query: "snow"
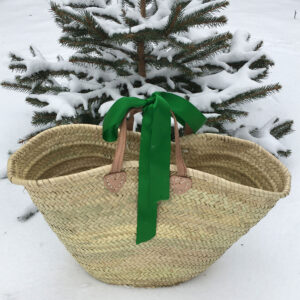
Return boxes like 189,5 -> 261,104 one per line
0,0 -> 300,299
31,92 -> 89,120
232,117 -> 289,154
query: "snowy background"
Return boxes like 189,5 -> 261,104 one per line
0,0 -> 299,299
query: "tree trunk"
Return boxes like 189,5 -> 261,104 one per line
137,0 -> 146,78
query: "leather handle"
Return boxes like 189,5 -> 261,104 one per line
110,108 -> 142,174
110,109 -> 187,176
171,111 -> 187,177
104,109 -> 191,194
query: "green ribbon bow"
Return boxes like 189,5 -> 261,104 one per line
103,92 -> 206,244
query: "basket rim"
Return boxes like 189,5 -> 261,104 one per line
7,123 -> 291,198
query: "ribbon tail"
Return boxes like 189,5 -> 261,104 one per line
136,98 -> 172,244
136,105 -> 157,244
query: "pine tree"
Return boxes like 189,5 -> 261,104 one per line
1,0 -> 293,156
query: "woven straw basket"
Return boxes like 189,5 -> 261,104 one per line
7,123 -> 291,287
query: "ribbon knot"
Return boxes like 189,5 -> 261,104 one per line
103,92 -> 206,244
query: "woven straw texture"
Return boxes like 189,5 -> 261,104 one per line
7,124 -> 291,287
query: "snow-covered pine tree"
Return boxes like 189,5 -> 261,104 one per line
1,0 -> 293,156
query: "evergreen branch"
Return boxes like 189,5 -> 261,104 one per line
179,41 -> 230,64
1,81 -> 32,93
69,54 -> 130,68
76,42 -> 135,60
123,15 -> 139,27
173,75 -> 203,92
62,25 -> 89,37
145,75 -> 203,93
205,113 -> 235,124
173,15 -> 228,34
50,2 -> 82,25
63,2 -> 103,9
226,60 -> 248,71
69,55 -> 132,75
177,1 -> 229,29
26,97 -> 49,107
101,43 -> 135,59
145,55 -> 194,77
164,3 -> 184,35
254,40 -> 263,51
250,55 -> 274,68
277,150 -> 291,158
59,35 -> 100,49
59,36 -> 134,60
92,12 -> 122,24
112,28 -> 168,44
183,1 -> 229,18
17,207 -> 39,222
9,63 -> 27,72
215,109 -> 248,117
122,0 -> 135,9
270,120 -> 294,139
2,76 -> 68,94
82,11 -> 109,39
213,84 -> 282,109
249,55 -> 274,82
17,69 -> 88,82
170,31 -> 232,53
32,111 -> 79,126
29,46 -> 37,57
51,3 -> 108,40
33,85 -> 69,94
32,111 -> 57,126
9,52 -> 24,62
189,63 -> 224,76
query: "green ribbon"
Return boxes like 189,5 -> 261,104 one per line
103,92 -> 207,244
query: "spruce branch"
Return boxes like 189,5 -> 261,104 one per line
50,2 -> 82,25
122,0 -> 134,8
25,97 -> 49,108
63,1 -> 104,9
254,40 -> 263,51
82,11 -> 109,39
91,13 -> 122,24
32,111 -> 57,126
1,81 -> 32,93
170,31 -> 232,53
164,3 -> 184,36
270,120 -> 294,139
9,62 -> 27,72
9,52 -> 24,62
177,1 -> 229,30
213,84 -> 282,109
69,55 -> 132,76
206,113 -> 235,124
62,26 -> 89,37
214,108 -> 248,117
179,41 -> 230,64
145,56 -> 194,77
277,150 -> 291,158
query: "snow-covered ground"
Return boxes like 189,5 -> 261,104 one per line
0,0 -> 299,299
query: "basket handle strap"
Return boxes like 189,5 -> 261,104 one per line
110,108 -> 142,174
109,109 -> 187,177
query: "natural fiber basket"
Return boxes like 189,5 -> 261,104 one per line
7,122 -> 291,287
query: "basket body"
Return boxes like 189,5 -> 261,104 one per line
7,124 -> 291,287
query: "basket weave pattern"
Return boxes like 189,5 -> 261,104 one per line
7,124 -> 291,287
